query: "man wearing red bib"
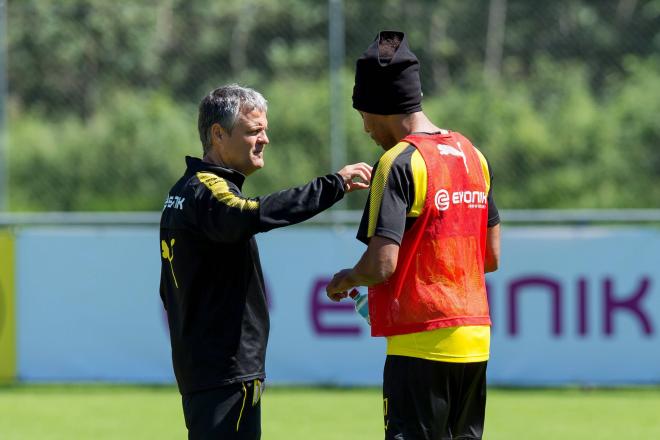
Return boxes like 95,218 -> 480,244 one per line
326,31 -> 501,440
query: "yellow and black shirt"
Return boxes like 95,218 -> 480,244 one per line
160,156 -> 346,394
357,137 -> 500,363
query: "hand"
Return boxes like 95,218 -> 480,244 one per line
326,268 -> 353,302
337,162 -> 372,193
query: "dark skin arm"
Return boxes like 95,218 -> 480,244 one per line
485,224 -> 501,273
326,224 -> 501,301
326,236 -> 399,301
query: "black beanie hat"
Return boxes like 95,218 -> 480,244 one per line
352,30 -> 422,115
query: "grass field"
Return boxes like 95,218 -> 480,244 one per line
1,385 -> 659,439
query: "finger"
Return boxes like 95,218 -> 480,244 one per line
327,291 -> 347,302
346,182 -> 369,192
339,163 -> 372,183
347,173 -> 368,186
356,168 -> 371,181
358,162 -> 373,173
346,163 -> 371,176
326,281 -> 344,294
352,163 -> 372,174
356,165 -> 373,182
350,168 -> 371,184
352,182 -> 370,190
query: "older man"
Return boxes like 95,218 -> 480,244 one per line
160,84 -> 371,439
326,32 -> 501,440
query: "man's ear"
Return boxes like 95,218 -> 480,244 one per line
211,123 -> 226,144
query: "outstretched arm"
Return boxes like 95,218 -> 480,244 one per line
197,163 -> 372,243
256,162 -> 372,232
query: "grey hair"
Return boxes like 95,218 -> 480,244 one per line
197,84 -> 268,154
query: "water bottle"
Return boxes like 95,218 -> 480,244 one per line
349,289 -> 370,325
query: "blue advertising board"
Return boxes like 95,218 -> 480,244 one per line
15,226 -> 660,385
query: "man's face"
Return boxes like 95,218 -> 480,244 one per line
217,108 -> 269,176
359,111 -> 397,150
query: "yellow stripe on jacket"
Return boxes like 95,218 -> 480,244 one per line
197,172 -> 259,211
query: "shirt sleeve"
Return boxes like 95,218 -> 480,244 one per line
485,159 -> 500,227
196,173 -> 346,243
357,144 -> 416,245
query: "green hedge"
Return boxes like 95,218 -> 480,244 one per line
8,57 -> 660,211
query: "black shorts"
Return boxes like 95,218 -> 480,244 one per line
182,379 -> 264,440
383,355 -> 487,440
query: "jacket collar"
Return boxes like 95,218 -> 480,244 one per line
185,156 -> 247,189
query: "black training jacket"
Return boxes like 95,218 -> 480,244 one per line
160,156 -> 345,394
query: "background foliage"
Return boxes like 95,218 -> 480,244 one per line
5,0 -> 660,210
